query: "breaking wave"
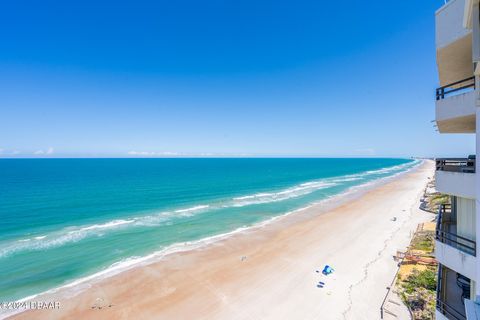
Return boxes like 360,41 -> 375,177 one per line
0,159 -> 419,259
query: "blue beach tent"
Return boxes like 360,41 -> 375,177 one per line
322,265 -> 334,275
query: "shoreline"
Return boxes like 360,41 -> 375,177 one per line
6,159 -> 429,320
3,160 -> 420,305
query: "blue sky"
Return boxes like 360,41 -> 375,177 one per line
0,0 -> 475,158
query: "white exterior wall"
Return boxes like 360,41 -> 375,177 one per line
436,90 -> 476,122
475,100 -> 480,301
466,297 -> 480,318
436,240 -> 477,280
436,170 -> 476,199
437,0 -> 471,49
472,2 -> 480,64
475,2 -> 480,303
473,281 -> 477,300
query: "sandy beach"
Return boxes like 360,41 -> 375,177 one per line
9,160 -> 434,320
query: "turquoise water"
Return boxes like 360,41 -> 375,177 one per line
0,158 -> 418,301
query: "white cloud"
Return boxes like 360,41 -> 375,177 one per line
0,148 -> 3,154
159,151 -> 179,156
33,147 -> 54,156
128,151 -> 155,156
11,150 -> 20,155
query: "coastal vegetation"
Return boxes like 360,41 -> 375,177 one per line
421,177 -> 449,213
396,186 -> 443,320
428,193 -> 449,211
400,268 -> 436,320
410,232 -> 435,252
396,225 -> 437,320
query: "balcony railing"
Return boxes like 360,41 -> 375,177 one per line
436,158 -> 476,173
436,76 -> 475,100
436,265 -> 468,320
436,298 -> 466,320
436,204 -> 476,256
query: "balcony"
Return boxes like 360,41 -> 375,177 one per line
437,204 -> 476,256
436,203 -> 477,280
436,264 -> 471,320
435,77 -> 476,133
436,0 -> 473,87
435,158 -> 476,199
436,203 -> 477,282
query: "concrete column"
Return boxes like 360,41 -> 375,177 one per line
475,87 -> 480,301
474,5 -> 480,275
472,4 -> 480,67
475,107 -> 480,301
475,3 -> 480,296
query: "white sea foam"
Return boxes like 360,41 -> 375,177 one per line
133,204 -> 211,226
0,219 -> 135,259
227,159 -> 418,209
233,193 -> 272,200
74,219 -> 135,232
174,205 -> 210,214
1,203 -> 316,320
230,181 -> 337,208
0,159 -> 420,260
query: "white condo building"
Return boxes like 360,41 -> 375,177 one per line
435,0 -> 480,319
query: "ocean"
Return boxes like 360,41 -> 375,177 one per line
0,158 -> 419,302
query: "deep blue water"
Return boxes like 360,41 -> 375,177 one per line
0,158 -> 417,301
